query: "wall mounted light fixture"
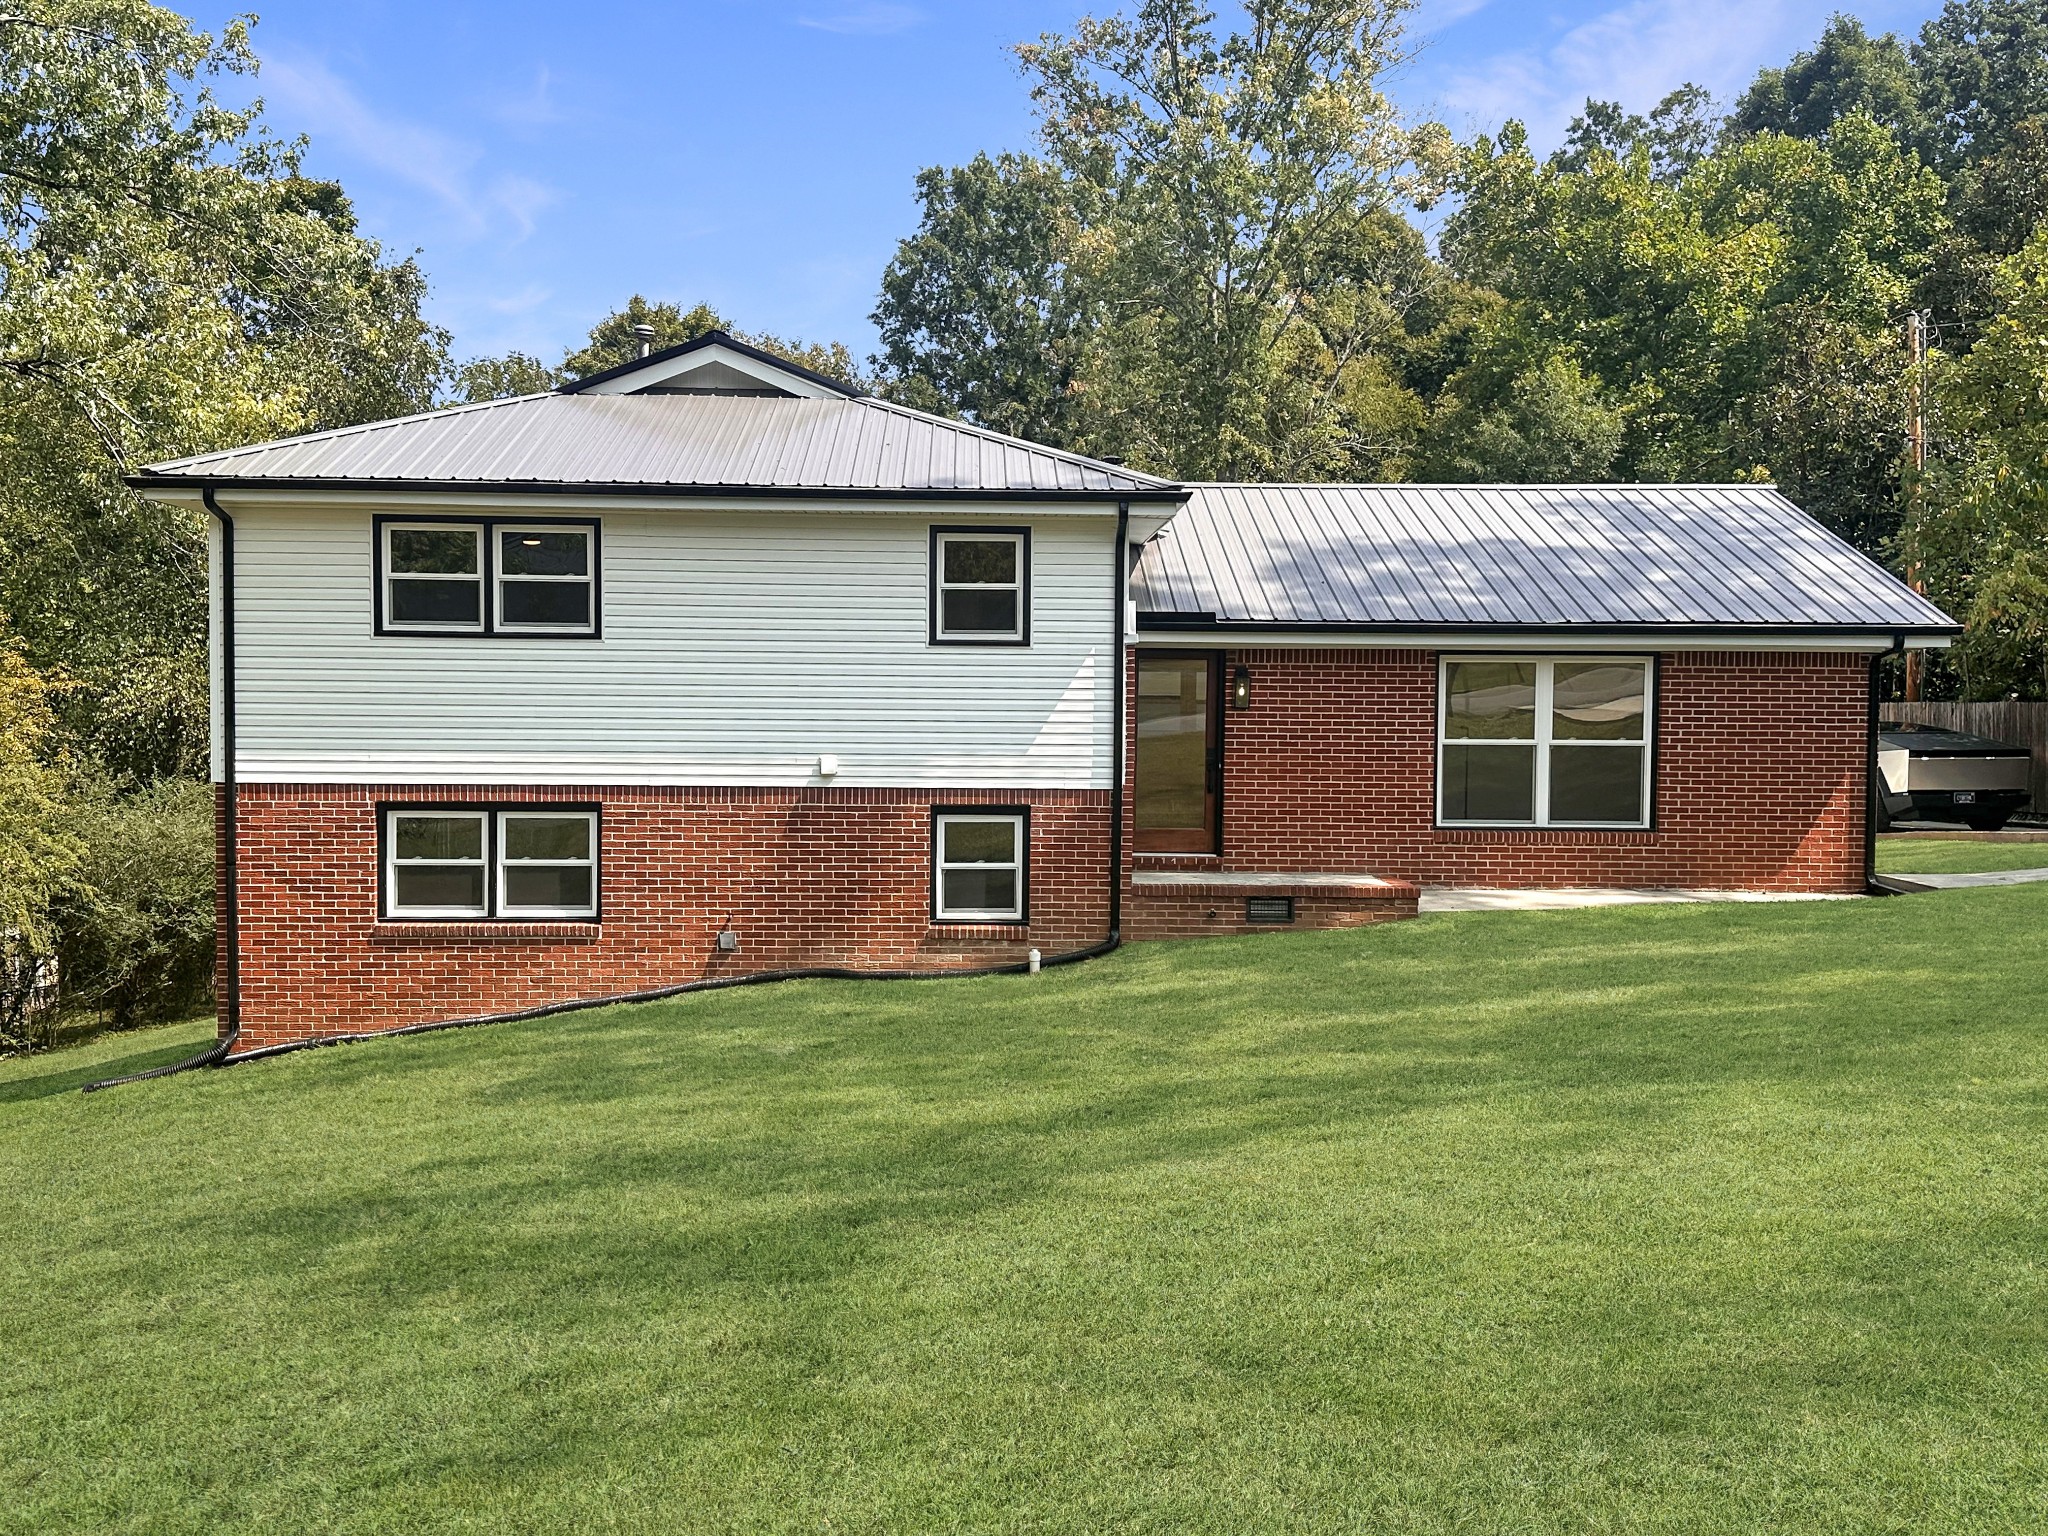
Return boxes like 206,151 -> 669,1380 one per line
1231,664 -> 1251,711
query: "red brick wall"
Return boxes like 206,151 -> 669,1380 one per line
1189,647 -> 1870,892
223,786 -> 1109,1050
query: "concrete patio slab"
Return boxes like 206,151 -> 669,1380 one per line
1874,867 -> 2048,892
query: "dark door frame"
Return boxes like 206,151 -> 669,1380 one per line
1133,649 -> 1222,854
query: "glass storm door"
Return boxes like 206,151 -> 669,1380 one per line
1135,653 -> 1220,852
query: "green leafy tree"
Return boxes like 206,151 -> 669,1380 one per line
1911,0 -> 2048,172
874,153 -> 1095,443
1921,228 -> 2048,696
460,296 -> 870,402
1726,16 -> 1925,146
1555,85 -> 1722,182
873,0 -> 1452,479
0,0 -> 450,782
0,646 -> 79,1051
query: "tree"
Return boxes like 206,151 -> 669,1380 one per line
1555,85 -> 1721,182
0,646 -> 79,1051
0,1 -> 450,782
1725,16 -> 1925,146
872,0 -> 1452,479
874,153 -> 1095,444
460,296 -> 871,402
1921,227 -> 2048,696
1444,113 -> 1941,543
1912,0 -> 2048,172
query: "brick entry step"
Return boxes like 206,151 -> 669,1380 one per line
1125,868 -> 1419,939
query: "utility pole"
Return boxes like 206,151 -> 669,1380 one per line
1904,310 -> 1928,702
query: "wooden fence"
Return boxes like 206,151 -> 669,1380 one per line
1883,700 -> 2048,814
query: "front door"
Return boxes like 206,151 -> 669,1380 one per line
1135,652 -> 1220,852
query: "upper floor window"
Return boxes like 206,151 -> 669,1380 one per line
931,528 -> 1029,645
376,517 -> 599,637
1438,657 -> 1653,828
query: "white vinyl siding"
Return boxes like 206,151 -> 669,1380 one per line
221,505 -> 1115,788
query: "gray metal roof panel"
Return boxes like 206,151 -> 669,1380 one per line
1135,483 -> 1957,632
140,391 -> 1177,495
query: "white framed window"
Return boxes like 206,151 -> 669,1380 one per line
386,810 -> 490,917
931,528 -> 1028,644
933,810 -> 1027,922
383,523 -> 485,632
496,811 -> 599,917
375,517 -> 599,637
1438,657 -> 1653,828
383,807 -> 600,920
495,526 -> 595,632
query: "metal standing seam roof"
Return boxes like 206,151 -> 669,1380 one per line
135,390 -> 1178,497
1134,483 -> 1958,632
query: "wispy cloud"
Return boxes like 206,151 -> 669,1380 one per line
260,52 -> 558,241
484,284 -> 553,316
489,66 -> 568,130
1437,0 -> 1807,148
795,3 -> 921,36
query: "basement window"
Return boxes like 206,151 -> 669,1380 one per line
376,517 -> 599,637
1438,657 -> 1653,828
933,810 -> 1027,922
384,807 -> 600,920
931,528 -> 1029,644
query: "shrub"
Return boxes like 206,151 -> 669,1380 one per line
0,647 -> 80,1054
55,780 -> 215,1030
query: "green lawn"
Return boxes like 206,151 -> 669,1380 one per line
7,891 -> 2048,1534
1876,836 -> 2048,873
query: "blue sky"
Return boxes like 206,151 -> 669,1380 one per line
229,0 -> 1948,370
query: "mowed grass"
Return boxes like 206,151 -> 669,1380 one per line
1877,836 -> 2048,873
6,890 -> 2048,1534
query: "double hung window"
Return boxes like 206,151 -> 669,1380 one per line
931,529 -> 1028,644
384,807 -> 599,919
932,811 -> 1027,922
1438,658 -> 1653,827
377,518 -> 598,636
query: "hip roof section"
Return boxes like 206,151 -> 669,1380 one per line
1134,483 -> 1957,633
138,390 -> 1175,498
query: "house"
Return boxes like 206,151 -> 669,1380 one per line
131,332 -> 1958,1053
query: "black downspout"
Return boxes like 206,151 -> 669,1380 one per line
1866,633 -> 1905,894
84,488 -> 240,1090
1109,500 -> 1130,944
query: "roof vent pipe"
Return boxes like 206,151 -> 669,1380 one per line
631,323 -> 657,359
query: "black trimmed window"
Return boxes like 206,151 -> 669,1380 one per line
1438,657 -> 1654,827
383,807 -> 599,919
930,528 -> 1029,645
932,809 -> 1027,922
376,517 -> 599,637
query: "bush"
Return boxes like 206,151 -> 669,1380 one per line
0,646 -> 80,1054
55,780 -> 215,1030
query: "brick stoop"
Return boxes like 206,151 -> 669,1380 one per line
1124,868 -> 1419,939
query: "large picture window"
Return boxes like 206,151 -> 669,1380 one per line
930,528 -> 1029,644
384,807 -> 599,919
932,810 -> 1027,922
1438,658 -> 1653,828
376,517 -> 599,637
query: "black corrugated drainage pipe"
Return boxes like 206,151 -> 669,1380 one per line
1865,632 -> 1906,896
85,487 -> 242,1091
84,498 -> 1136,1084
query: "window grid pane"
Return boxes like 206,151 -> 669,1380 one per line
936,534 -> 1024,640
935,815 -> 1024,919
388,810 -> 597,918
1439,659 -> 1651,828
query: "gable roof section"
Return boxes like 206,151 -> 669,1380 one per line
1135,483 -> 1957,635
558,329 -> 862,398
135,379 -> 1176,500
